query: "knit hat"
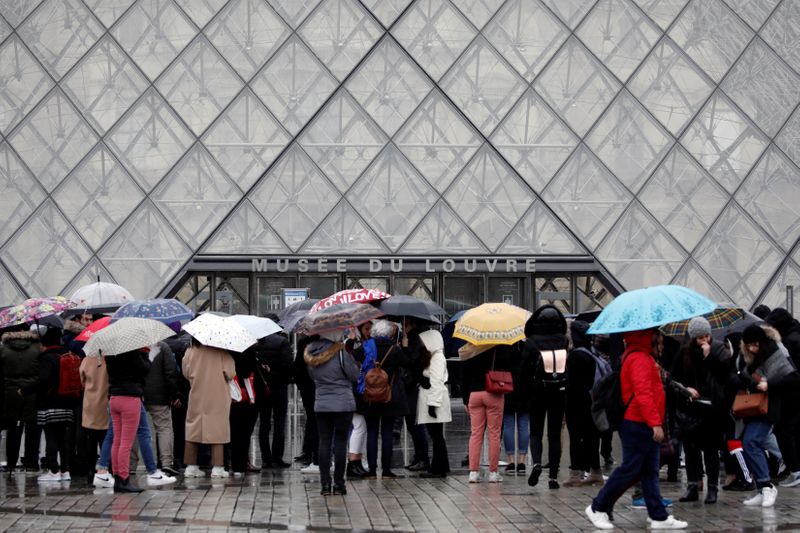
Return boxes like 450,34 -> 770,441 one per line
687,316 -> 711,338
742,324 -> 768,344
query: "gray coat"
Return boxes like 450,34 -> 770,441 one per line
305,340 -> 358,413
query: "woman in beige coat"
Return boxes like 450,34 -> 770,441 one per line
80,356 -> 109,484
181,342 -> 236,478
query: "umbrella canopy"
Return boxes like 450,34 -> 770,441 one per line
587,285 -> 717,335
297,303 -> 384,336
84,318 -> 175,356
458,342 -> 497,361
182,313 -> 258,352
69,282 -> 134,314
452,303 -> 532,346
310,289 -> 390,313
661,307 -> 762,340
277,298 -> 320,320
231,315 -> 281,340
111,298 -> 194,324
0,297 -> 75,329
376,295 -> 446,323
76,316 -> 112,342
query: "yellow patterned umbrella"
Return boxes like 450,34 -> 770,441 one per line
452,303 -> 532,346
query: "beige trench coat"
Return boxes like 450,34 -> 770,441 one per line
183,346 -> 236,444
79,356 -> 109,430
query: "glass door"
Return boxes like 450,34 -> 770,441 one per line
256,276 -> 296,316
488,277 -> 526,308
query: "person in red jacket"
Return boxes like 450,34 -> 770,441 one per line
585,329 -> 688,530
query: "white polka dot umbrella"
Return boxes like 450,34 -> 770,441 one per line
83,317 -> 175,357
182,313 -> 258,352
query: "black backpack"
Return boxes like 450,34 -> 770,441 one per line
590,351 -> 634,432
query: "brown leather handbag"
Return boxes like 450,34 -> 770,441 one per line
732,391 -> 769,419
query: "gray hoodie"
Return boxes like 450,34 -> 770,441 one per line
304,340 -> 359,413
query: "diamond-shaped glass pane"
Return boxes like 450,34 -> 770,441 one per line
8,88 -> 98,192
18,0 -> 103,78
0,15 -> 9,40
577,0 -> 661,82
174,0 -> 226,28
491,89 -> 578,194
249,144 -> 340,250
723,0 -> 779,31
671,259 -> 733,305
83,0 -> 135,28
266,0 -> 320,28
399,200 -> 487,253
500,200 -> 587,254
722,38 -> 800,138
777,106 -> 800,169
62,36 -> 148,133
440,37 -> 527,136
346,37 -> 432,137
761,0 -> 800,74
156,37 -> 243,136
586,90 -> 672,193
451,0 -> 505,29
0,35 -> 54,135
152,145 -> 242,249
299,0 -> 382,81
694,202 -> 784,305
445,145 -> 534,251
361,0 -> 412,28
0,0 -> 43,27
113,0 -> 197,81
597,202 -> 687,289
0,262 -> 25,306
206,0 -> 291,80
392,0 -> 477,81
53,144 -> 144,251
483,0 -> 568,82
735,146 -> 800,251
541,0 -> 594,29
251,35 -> 338,136
543,145 -> 632,250
633,0 -> 688,30
300,90 -> 388,193
203,89 -> 290,192
347,144 -> 437,251
1,199 -> 92,296
535,37 -> 621,137
300,200 -> 388,253
629,39 -> 714,135
681,91 -> 768,193
99,200 -> 192,298
62,257 -> 117,298
395,91 -> 482,192
0,142 -> 46,245
758,260 -> 800,313
201,200 -> 289,254
106,89 -> 194,192
669,0 -> 752,82
639,146 -> 728,252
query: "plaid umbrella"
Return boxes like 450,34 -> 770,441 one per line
661,307 -> 747,337
297,303 -> 384,336
83,318 -> 175,356
452,303 -> 531,346
182,313 -> 257,352
111,298 -> 194,324
0,297 -> 75,329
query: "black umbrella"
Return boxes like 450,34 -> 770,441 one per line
376,295 -> 446,323
277,298 -> 320,320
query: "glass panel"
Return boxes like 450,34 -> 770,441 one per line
440,36 -> 527,135
443,276 -> 483,314
680,91 -> 768,193
500,200 -> 587,255
761,0 -> 800,74
0,0 -> 44,27
84,0 -> 135,28
251,34 -> 338,136
174,0 -> 227,28
391,0 -> 477,81
576,274 -> 614,313
8,88 -> 98,192
639,146 -> 728,252
669,0 -> 752,82
723,0 -> 779,30
721,38 -> 800,138
450,0 -> 504,29
347,144 -> 438,251
393,277 -> 435,299
299,89 -> 388,193
266,0 -> 321,28
18,0 -> 103,78
249,144 -> 340,251
112,0 -> 196,81
201,200 -> 289,254
347,277 -> 389,292
488,277 -> 524,307
0,35 -> 54,135
395,91 -> 481,192
156,37 -> 244,136
106,88 -> 194,193
361,0 -> 412,28
632,0 -> 688,31
628,39 -> 714,135
62,36 -> 149,133
540,0 -> 594,29
298,0 -> 382,81
444,145 -> 534,252
483,0 -> 568,82
52,144 -> 145,251
542,145 -> 631,250
586,90 -> 673,193
0,142 -> 46,246
776,107 -> 800,169
735,146 -> 800,251
175,273 -> 213,314
670,259 -> 733,305
399,200 -> 487,254
299,200 -> 388,254
0,16 -> 8,41
214,274 -> 249,314
298,276 -> 338,298
534,36 -> 621,137
256,276 -> 295,315
596,202 -> 687,290
151,144 -> 242,249
202,89 -> 291,191
346,37 -> 433,137
535,275 -> 572,313
204,0 -> 291,80
0,199 -> 92,297
758,260 -> 800,314
62,257 -> 116,298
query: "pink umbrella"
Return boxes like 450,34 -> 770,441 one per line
310,289 -> 390,313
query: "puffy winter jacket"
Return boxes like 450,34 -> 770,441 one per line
621,330 -> 665,428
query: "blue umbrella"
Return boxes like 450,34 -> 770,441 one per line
587,285 -> 716,335
111,298 -> 194,325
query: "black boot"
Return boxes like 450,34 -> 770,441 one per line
113,475 -> 122,492
679,483 -> 699,502
528,463 -> 542,487
320,483 -> 331,495
704,485 -> 718,504
333,484 -> 347,495
347,461 -> 365,479
116,476 -> 143,493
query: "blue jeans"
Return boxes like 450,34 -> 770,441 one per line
592,420 -> 668,521
743,420 -> 773,488
503,412 -> 530,456
98,402 -> 156,474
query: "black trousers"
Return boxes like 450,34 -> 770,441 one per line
775,403 -> 800,473
3,419 -> 39,470
317,411 -> 352,487
426,423 -> 450,475
404,388 -> 429,463
530,384 -> 566,479
300,386 -> 318,462
684,424 -> 722,486
43,422 -> 72,474
172,402 -> 187,467
566,409 -> 600,471
601,431 -> 613,460
366,415 -> 395,472
259,384 -> 288,463
229,403 -> 258,473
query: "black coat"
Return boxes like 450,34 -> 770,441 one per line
766,309 -> 800,371
164,332 -> 192,401
22,346 -> 79,410
106,351 -> 151,398
670,339 -> 731,412
362,338 -> 411,418
143,342 -> 180,406
250,333 -> 293,390
460,346 -> 513,406
565,346 -> 596,419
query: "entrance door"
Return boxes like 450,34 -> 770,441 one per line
346,277 -> 389,293
393,277 -> 435,300
255,276 -> 295,315
443,276 -> 484,315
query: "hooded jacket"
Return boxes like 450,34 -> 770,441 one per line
566,320 -> 597,418
766,308 -> 800,371
521,305 -> 569,397
23,345 -> 80,411
621,330 -> 665,428
61,319 -> 87,355
416,330 -> 451,425
0,330 -> 40,421
670,338 -> 731,413
250,332 -> 293,388
143,341 -> 179,405
304,340 -> 358,413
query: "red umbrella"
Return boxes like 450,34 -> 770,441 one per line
75,316 -> 112,342
310,289 -> 390,313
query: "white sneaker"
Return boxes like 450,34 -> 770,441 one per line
147,469 -> 177,486
183,465 -> 206,478
468,471 -> 480,483
780,471 -> 800,488
60,472 -> 71,481
762,486 -> 778,507
93,473 -> 115,488
488,471 -> 502,483
301,463 -> 320,474
37,472 -> 61,482
647,516 -> 688,529
210,466 -> 229,478
743,492 -> 763,506
233,472 -> 244,479
585,505 -> 614,530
